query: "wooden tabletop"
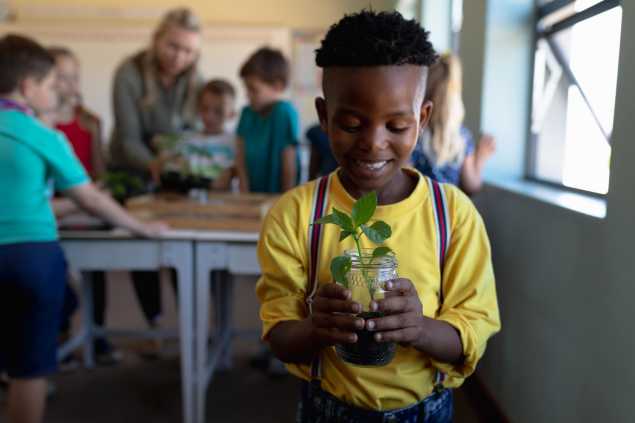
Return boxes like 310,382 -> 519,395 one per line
59,192 -> 278,238
126,192 -> 278,232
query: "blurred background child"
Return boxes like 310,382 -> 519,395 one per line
155,79 -> 237,191
235,47 -> 300,194
411,53 -> 495,195
0,34 -> 165,423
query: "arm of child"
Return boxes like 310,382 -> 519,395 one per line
460,134 -> 495,195
268,283 -> 364,364
256,205 -> 362,365
235,136 -> 249,193
63,183 -> 167,237
281,145 -> 297,192
366,278 -> 464,363
51,197 -> 79,219
367,187 -> 500,374
212,167 -> 233,191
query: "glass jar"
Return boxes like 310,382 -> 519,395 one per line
334,249 -> 398,366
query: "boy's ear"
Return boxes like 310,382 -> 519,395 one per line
419,100 -> 433,130
315,97 -> 327,133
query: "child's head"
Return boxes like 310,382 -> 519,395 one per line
48,46 -> 81,108
197,79 -> 237,134
0,34 -> 57,113
315,10 -> 437,195
239,47 -> 289,112
425,53 -> 466,165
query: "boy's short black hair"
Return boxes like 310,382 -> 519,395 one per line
198,78 -> 236,105
0,34 -> 55,95
316,10 -> 437,68
240,47 -> 290,88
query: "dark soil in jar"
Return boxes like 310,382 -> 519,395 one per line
335,311 -> 396,366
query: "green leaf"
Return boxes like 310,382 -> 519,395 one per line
361,221 -> 392,244
330,255 -> 352,285
351,192 -> 377,227
313,214 -> 338,226
372,246 -> 393,259
313,208 -> 353,232
331,208 -> 354,231
339,230 -> 354,242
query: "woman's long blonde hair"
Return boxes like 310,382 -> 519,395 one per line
140,8 -> 201,115
425,53 -> 466,167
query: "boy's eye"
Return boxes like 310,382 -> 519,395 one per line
388,121 -> 411,133
388,126 -> 409,133
338,118 -> 362,133
341,125 -> 361,133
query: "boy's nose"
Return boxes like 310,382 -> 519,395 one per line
358,126 -> 389,152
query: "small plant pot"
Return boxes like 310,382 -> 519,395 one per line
334,249 -> 397,367
160,171 -> 189,194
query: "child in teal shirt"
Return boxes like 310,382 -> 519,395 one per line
0,34 -> 165,423
235,47 -> 300,193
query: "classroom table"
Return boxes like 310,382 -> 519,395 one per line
59,192 -> 274,423
126,193 -> 269,422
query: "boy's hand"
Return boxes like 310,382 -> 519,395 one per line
365,278 -> 427,346
309,283 -> 365,347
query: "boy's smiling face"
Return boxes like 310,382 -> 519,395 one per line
316,65 -> 431,202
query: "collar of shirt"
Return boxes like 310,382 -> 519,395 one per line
0,98 -> 34,115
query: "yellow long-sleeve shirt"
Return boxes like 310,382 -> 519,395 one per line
256,169 -> 500,411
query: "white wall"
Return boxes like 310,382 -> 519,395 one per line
466,1 -> 635,421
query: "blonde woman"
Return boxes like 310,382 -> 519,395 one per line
411,54 -> 495,195
109,8 -> 202,339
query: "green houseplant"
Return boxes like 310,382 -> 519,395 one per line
315,191 -> 397,366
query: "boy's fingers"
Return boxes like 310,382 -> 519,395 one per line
371,296 -> 415,314
314,327 -> 358,344
312,313 -> 365,332
372,327 -> 420,343
365,312 -> 420,332
384,278 -> 416,294
312,297 -> 361,314
317,283 -> 351,300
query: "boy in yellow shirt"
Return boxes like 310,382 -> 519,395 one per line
256,10 -> 500,422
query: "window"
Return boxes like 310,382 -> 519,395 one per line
529,0 -> 622,194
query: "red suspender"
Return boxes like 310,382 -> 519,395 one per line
307,175 -> 330,380
307,175 -> 331,314
427,177 -> 452,389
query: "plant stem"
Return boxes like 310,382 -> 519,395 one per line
353,231 -> 375,300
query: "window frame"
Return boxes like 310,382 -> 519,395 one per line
526,0 -> 621,197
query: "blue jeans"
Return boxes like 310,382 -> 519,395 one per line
0,241 -> 67,378
297,381 -> 453,423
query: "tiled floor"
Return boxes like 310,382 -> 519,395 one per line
35,273 -> 482,422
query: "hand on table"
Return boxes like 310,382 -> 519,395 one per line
136,220 -> 170,238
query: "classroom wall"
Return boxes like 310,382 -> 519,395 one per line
464,1 -> 635,421
2,1 -> 400,145
9,0 -> 396,29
